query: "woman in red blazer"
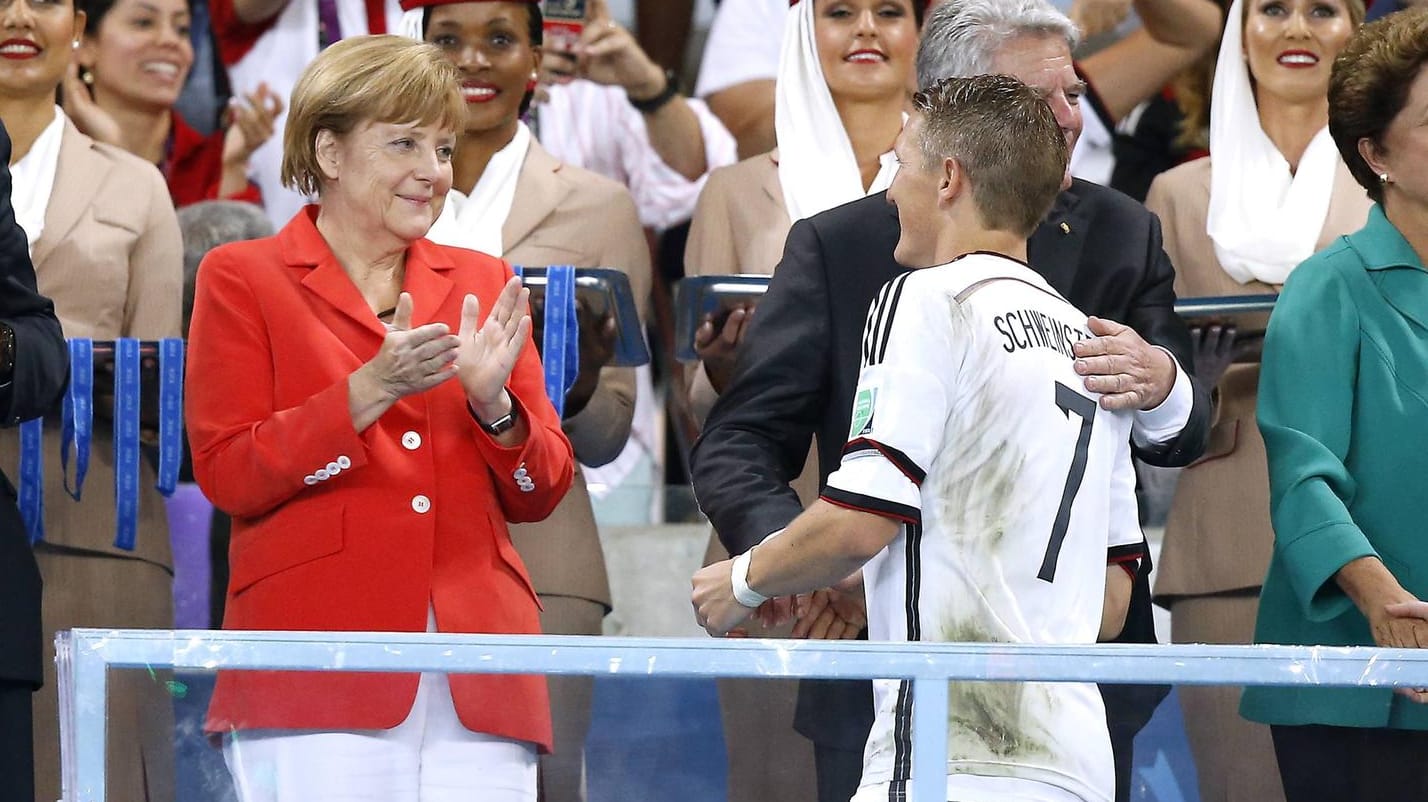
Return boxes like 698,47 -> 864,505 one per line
184,35 -> 573,801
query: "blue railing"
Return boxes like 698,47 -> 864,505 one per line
56,630 -> 1428,802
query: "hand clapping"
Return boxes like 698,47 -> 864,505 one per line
455,276 -> 532,411
366,292 -> 460,400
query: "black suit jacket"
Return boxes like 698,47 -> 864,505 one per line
0,121 -> 69,685
689,180 -> 1211,750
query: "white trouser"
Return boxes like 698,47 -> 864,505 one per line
851,774 -> 1087,802
224,611 -> 537,802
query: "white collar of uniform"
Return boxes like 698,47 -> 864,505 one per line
774,0 -> 899,223
11,106 -> 65,255
425,121 -> 532,257
1206,0 -> 1337,286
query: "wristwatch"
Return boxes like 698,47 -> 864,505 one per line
478,404 -> 519,436
628,69 -> 680,114
0,323 -> 15,386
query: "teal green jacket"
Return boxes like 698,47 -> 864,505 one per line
1241,205 -> 1428,730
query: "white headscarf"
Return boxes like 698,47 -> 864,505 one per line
399,6 -> 531,256
1206,0 -> 1339,286
774,0 -> 899,223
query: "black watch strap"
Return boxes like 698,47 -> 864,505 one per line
629,69 -> 679,114
478,405 -> 518,436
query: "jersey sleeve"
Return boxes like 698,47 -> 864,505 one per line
1106,432 -> 1147,570
822,272 -> 962,524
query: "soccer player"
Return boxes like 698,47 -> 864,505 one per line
691,74 -> 1141,802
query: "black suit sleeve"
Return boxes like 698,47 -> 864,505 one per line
689,218 -> 830,555
1124,210 -> 1210,468
0,122 -> 66,427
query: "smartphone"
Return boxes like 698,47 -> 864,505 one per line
674,275 -> 771,362
1174,294 -> 1277,364
541,0 -> 587,55
519,267 -> 650,367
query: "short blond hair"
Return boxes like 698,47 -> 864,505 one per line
911,74 -> 1067,237
281,34 -> 466,196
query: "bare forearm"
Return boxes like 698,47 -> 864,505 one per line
746,502 -> 897,599
348,368 -> 395,433
218,162 -> 250,200
1336,556 -> 1415,618
1099,566 -> 1133,641
233,0 -> 288,25
640,98 -> 707,180
706,81 -> 776,160
1132,0 -> 1222,51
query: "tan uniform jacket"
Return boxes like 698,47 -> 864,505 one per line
0,118 -> 183,570
1148,157 -> 1370,600
503,139 -> 651,608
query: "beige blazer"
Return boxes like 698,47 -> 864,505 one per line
1148,156 -> 1371,600
683,150 -> 819,514
503,139 -> 651,608
0,118 -> 183,569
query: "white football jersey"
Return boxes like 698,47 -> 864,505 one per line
822,253 -> 1144,802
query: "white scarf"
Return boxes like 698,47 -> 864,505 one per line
10,107 -> 65,254
425,121 -> 532,256
774,0 -> 898,223
1206,0 -> 1339,286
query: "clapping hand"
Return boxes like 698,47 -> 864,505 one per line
222,82 -> 284,170
455,276 -> 532,413
365,292 -> 460,400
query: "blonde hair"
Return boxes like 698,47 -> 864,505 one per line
911,74 -> 1068,237
281,34 -> 466,196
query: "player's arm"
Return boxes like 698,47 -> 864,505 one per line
694,272 -> 949,637
1101,435 -> 1146,641
1100,564 -> 1134,641
692,500 -> 899,637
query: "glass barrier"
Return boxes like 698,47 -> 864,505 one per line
56,630 -> 1428,802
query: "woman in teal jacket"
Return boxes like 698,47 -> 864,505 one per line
1243,8 -> 1428,801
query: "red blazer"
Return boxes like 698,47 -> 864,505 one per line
187,207 -> 573,749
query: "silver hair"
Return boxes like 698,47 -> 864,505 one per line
178,201 -> 275,334
915,0 -> 1081,87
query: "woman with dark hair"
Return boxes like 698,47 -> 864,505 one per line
1240,7 -> 1428,801
68,0 -> 279,207
399,3 -> 650,799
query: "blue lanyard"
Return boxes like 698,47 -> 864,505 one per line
155,338 -> 184,497
61,338 -> 93,501
542,265 -> 580,418
112,338 -> 141,551
17,417 -> 43,544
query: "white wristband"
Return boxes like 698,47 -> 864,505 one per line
730,550 -> 769,608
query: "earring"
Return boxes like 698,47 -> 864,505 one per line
1379,172 -> 1392,184
80,66 -> 94,86
71,40 -> 80,50
526,71 -> 538,92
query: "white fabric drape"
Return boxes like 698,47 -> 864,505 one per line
1206,0 -> 1338,286
425,122 -> 532,257
773,0 -> 897,223
10,106 -> 65,254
